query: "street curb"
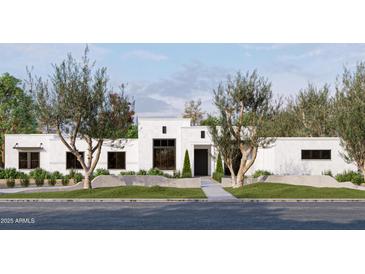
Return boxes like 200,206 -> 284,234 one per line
0,198 -> 209,203
2,198 -> 365,202
237,198 -> 365,202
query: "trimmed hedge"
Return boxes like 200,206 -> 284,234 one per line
182,150 -> 192,178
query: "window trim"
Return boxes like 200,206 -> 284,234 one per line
301,149 -> 331,160
107,151 -> 126,170
66,151 -> 84,170
18,151 -> 40,169
153,138 -> 176,170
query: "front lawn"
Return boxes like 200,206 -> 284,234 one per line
0,186 -> 206,199
226,183 -> 365,199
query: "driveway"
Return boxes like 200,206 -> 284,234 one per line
1,201 -> 365,229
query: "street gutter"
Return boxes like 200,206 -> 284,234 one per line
2,198 -> 365,202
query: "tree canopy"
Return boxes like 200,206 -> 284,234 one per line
183,99 -> 205,126
28,47 -> 134,188
0,73 -> 38,166
334,62 -> 365,178
209,71 -> 280,187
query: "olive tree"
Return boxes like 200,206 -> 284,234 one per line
209,71 -> 279,188
28,48 -> 134,189
334,62 -> 365,179
183,99 -> 205,126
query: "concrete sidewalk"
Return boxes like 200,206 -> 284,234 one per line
201,178 -> 238,202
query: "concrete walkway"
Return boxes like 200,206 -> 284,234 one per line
201,178 -> 238,202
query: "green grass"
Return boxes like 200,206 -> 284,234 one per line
226,183 -> 365,199
0,186 -> 206,199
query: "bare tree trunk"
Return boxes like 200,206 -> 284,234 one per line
234,146 -> 258,188
1,143 -> 4,168
83,172 -> 92,189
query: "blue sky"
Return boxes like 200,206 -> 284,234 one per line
1,43 -> 365,117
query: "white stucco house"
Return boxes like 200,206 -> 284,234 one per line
4,117 -> 357,176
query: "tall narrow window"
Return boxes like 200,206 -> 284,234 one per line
162,126 -> 167,134
108,152 -> 126,169
201,130 -> 205,139
66,152 -> 84,169
18,152 -> 40,169
301,150 -> 331,160
153,139 -> 176,170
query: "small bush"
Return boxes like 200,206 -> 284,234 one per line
30,168 -> 49,180
62,175 -> 70,186
137,169 -> 147,175
253,170 -> 272,178
215,153 -> 224,174
6,178 -> 15,188
173,170 -> 181,178
212,172 -> 224,183
147,168 -> 164,176
68,170 -> 83,183
1,168 -> 19,179
351,173 -> 364,185
322,170 -> 333,177
35,178 -> 44,187
19,173 -> 30,187
51,171 -> 64,179
181,150 -> 192,178
94,168 -> 110,177
48,174 -> 57,186
335,170 -> 359,182
120,170 -> 136,175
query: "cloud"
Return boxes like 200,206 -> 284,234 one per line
124,62 -> 233,117
122,50 -> 168,61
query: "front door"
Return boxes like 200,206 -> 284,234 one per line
194,149 -> 208,176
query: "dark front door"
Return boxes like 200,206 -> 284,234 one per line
194,149 -> 208,176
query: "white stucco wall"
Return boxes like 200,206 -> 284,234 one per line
4,120 -> 358,177
181,126 -> 217,176
5,134 -> 138,175
249,137 -> 357,176
137,117 -> 190,173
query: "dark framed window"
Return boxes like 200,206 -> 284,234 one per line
66,152 -> 84,169
108,152 -> 126,169
301,150 -> 331,160
201,130 -> 205,139
18,152 -> 40,169
153,139 -> 176,170
162,126 -> 167,134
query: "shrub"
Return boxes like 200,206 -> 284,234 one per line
351,173 -> 364,185
137,169 -> 147,175
29,168 -> 49,180
48,174 -> 57,186
68,170 -> 84,183
94,168 -> 110,177
120,170 -> 136,175
212,172 -> 224,183
147,168 -> 164,176
62,175 -> 70,186
51,171 -> 64,179
29,168 -> 48,187
322,170 -> 333,177
6,178 -> 15,188
253,170 -> 272,178
181,150 -> 192,178
335,170 -> 359,182
1,168 -> 19,179
19,173 -> 30,187
173,170 -> 181,178
215,153 -> 224,174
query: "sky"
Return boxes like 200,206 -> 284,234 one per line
1,43 -> 365,117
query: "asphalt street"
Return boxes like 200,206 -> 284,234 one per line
1,201 -> 365,229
